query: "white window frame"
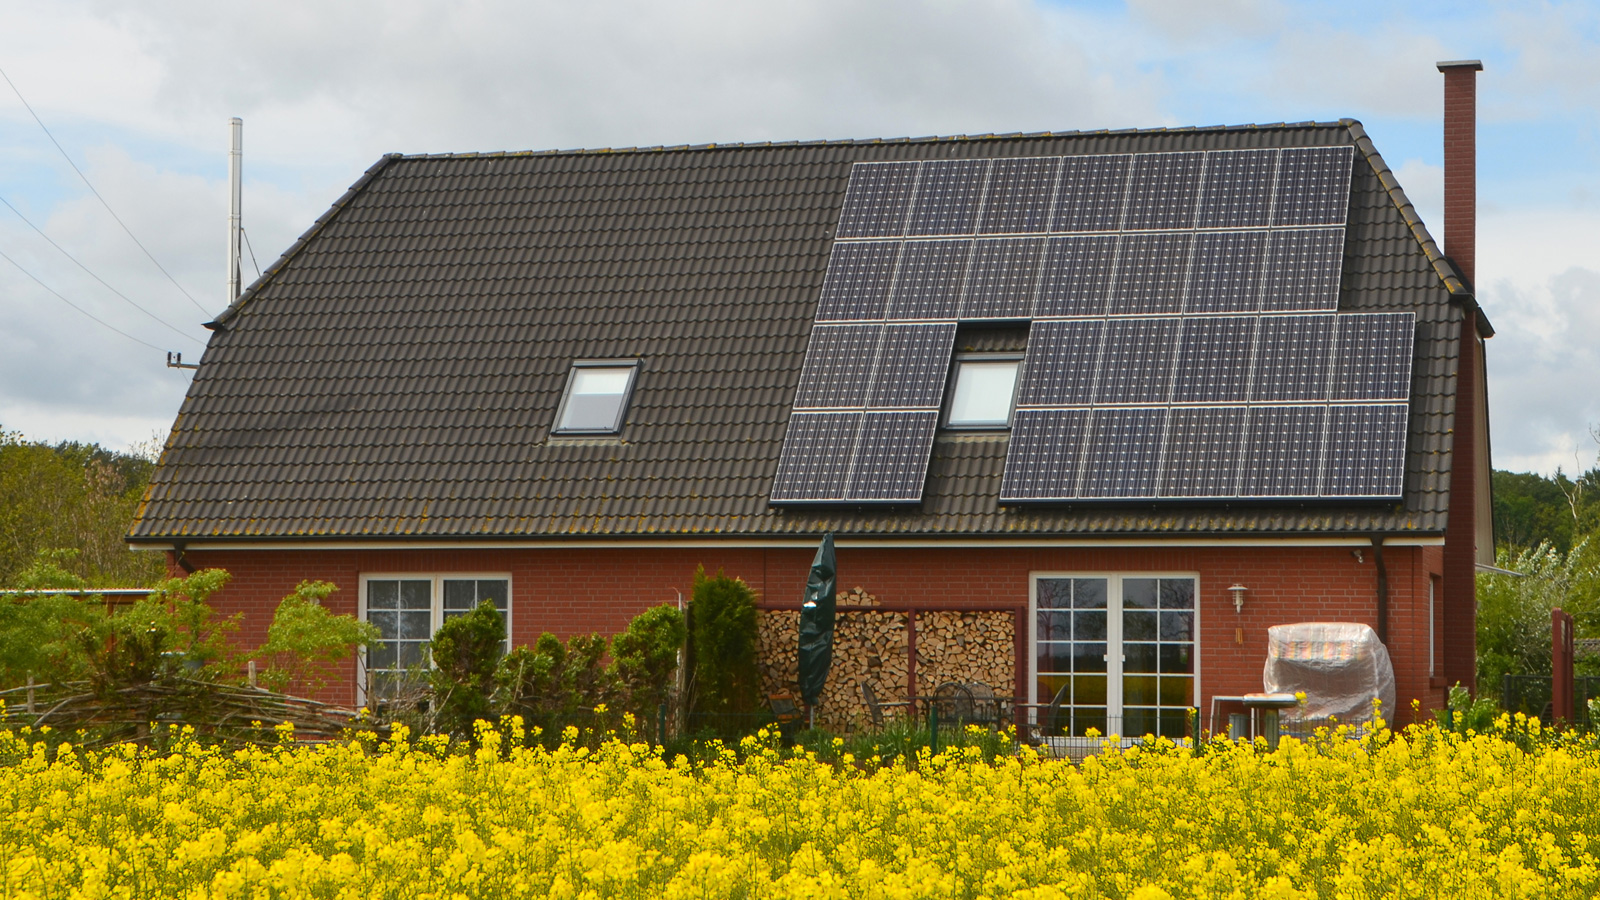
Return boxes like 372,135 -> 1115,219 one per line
1028,571 -> 1201,744
552,359 -> 640,435
1428,575 -> 1438,680
943,352 -> 1022,430
357,572 -> 513,706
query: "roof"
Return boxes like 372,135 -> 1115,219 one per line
131,120 -> 1477,544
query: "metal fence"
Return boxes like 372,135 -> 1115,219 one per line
1500,675 -> 1600,727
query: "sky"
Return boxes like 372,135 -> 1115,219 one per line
0,0 -> 1596,475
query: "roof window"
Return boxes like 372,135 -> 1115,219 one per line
945,355 -> 1020,429
554,361 -> 639,434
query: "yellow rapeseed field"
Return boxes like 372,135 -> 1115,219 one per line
3,714 -> 1599,900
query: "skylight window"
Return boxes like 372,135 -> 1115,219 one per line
554,361 -> 639,434
946,356 -> 1020,429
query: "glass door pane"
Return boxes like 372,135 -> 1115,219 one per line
1120,576 -> 1194,739
1035,577 -> 1108,737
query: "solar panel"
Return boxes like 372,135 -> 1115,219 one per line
980,157 -> 1059,234
1197,149 -> 1275,229
1323,404 -> 1407,497
785,146 -> 1379,507
887,240 -> 971,320
1052,155 -> 1130,232
815,241 -> 901,322
1111,233 -> 1192,315
1186,231 -> 1266,313
835,162 -> 919,239
1159,406 -> 1244,497
1331,313 -> 1414,401
847,411 -> 940,501
1239,405 -> 1325,497
999,409 -> 1089,500
1035,235 -> 1118,317
1079,408 -> 1166,498
1094,318 -> 1180,405
1123,152 -> 1203,231
792,324 -> 882,408
962,238 -> 1044,319
1260,228 -> 1344,311
908,159 -> 988,236
769,411 -> 860,502
1016,319 -> 1103,406
869,324 -> 958,409
1171,316 -> 1255,403
1252,314 -> 1335,401
1274,146 -> 1354,227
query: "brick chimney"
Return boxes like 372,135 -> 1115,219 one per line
1436,60 -> 1483,286
1436,59 -> 1490,699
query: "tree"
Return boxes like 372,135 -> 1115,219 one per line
1477,539 -> 1600,697
0,429 -> 166,588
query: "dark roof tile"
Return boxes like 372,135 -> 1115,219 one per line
135,123 -> 1469,542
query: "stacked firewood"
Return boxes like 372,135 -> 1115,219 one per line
757,601 -> 1015,732
914,611 -> 1015,697
837,587 -> 879,607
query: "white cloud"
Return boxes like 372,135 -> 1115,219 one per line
1477,208 -> 1600,475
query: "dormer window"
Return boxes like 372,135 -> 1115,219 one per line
554,361 -> 639,434
945,354 -> 1020,429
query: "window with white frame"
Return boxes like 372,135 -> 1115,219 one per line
945,354 -> 1020,429
1429,575 -> 1439,679
1031,573 -> 1197,740
553,361 -> 639,434
360,574 -> 511,700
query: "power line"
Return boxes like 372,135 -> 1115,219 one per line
0,246 -> 167,353
0,194 -> 203,346
0,64 -> 213,317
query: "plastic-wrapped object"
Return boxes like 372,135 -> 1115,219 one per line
1263,623 -> 1395,728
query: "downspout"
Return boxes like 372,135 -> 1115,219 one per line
1372,536 -> 1388,644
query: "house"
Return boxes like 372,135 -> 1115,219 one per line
129,63 -> 1493,734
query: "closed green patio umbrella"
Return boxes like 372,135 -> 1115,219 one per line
798,533 -> 837,722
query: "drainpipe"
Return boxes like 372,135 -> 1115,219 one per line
1372,536 -> 1388,644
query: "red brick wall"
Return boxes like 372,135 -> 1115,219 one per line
174,541 -> 1448,720
1441,321 -> 1481,693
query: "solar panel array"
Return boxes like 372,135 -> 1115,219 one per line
1000,312 -> 1414,501
771,144 -> 1412,505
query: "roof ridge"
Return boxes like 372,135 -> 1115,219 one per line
393,121 -> 1352,160
207,154 -> 403,330
1341,119 -> 1493,336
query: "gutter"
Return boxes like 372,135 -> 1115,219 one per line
1372,535 -> 1389,644
127,534 -> 1449,551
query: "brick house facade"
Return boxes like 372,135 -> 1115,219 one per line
133,68 -> 1492,730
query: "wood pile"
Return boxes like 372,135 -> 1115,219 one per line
915,611 -> 1014,698
837,587 -> 879,607
756,596 -> 1015,733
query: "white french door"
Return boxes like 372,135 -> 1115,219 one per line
1031,574 -> 1198,740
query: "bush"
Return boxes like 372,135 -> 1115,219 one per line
429,601 -> 505,738
686,567 -> 761,719
495,632 -> 613,736
256,581 -> 379,695
78,569 -> 236,694
609,603 -> 686,718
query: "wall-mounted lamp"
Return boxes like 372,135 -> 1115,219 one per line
1352,549 -> 1365,564
1228,584 -> 1248,614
